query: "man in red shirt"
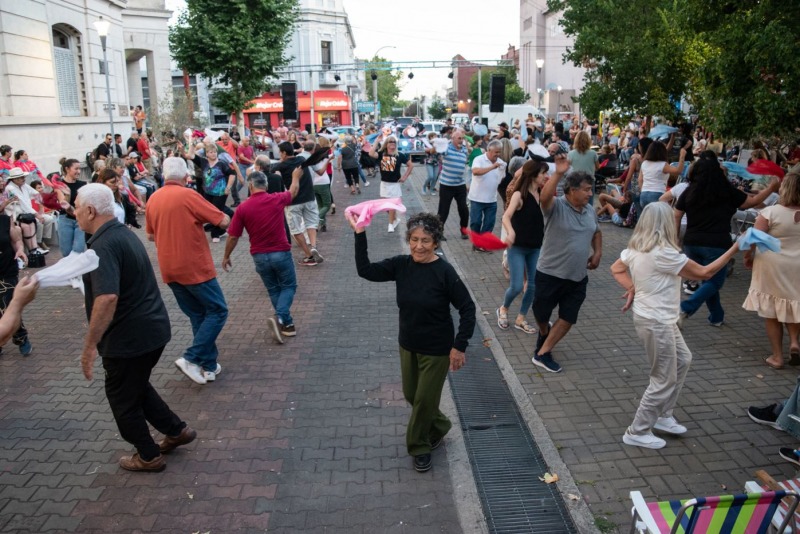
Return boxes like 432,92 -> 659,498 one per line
146,157 -> 231,385
222,168 -> 301,342
136,135 -> 153,173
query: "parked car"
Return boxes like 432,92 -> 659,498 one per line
421,121 -> 445,134
329,126 -> 361,140
397,133 -> 427,162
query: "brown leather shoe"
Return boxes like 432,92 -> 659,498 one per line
159,426 -> 197,454
119,453 -> 166,472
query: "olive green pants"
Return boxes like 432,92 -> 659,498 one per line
400,347 -> 452,456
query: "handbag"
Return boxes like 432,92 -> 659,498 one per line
17,213 -> 37,225
27,251 -> 46,268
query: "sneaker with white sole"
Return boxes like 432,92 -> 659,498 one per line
747,404 -> 782,429
532,352 -> 562,373
653,416 -> 687,435
622,429 -> 666,449
310,248 -> 324,264
779,447 -> 800,467
203,363 -> 222,382
267,317 -> 284,344
175,357 -> 207,385
388,223 -> 395,233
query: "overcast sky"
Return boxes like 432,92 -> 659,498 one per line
164,0 -> 520,100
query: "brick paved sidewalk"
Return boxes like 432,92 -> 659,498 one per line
417,169 -> 799,533
0,174 -> 472,533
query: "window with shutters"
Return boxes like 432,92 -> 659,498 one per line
321,41 -> 332,70
52,26 -> 87,117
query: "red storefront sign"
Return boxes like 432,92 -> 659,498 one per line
245,90 -> 352,130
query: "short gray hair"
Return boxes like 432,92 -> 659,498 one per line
508,156 -> 526,177
254,154 -> 271,172
163,156 -> 189,180
564,171 -> 594,194
76,183 -> 115,215
248,171 -> 268,189
344,135 -> 354,144
487,140 -> 503,151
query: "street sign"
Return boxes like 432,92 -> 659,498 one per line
252,119 -> 267,126
356,101 -> 380,113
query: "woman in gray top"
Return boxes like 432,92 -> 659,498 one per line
337,136 -> 361,195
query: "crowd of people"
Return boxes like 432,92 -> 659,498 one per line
0,106 -> 798,476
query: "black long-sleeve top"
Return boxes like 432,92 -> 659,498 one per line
355,232 -> 476,355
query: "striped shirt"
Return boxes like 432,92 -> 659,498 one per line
438,143 -> 469,186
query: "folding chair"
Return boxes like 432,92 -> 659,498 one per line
629,489 -> 799,533
745,470 -> 800,533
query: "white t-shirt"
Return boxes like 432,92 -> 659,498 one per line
312,160 -> 330,186
640,160 -> 670,193
671,182 -> 689,226
620,246 -> 689,324
468,154 -> 504,203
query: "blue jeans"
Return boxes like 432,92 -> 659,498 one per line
168,278 -> 229,372
502,246 -> 541,315
469,201 -> 497,234
58,214 -> 86,257
253,251 -> 297,326
681,245 -> 727,324
424,164 -> 439,191
639,191 -> 662,210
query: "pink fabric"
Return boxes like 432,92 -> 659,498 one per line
345,198 -> 407,228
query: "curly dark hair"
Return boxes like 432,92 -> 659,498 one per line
405,212 -> 443,245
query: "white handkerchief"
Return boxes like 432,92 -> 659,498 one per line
34,251 -> 100,295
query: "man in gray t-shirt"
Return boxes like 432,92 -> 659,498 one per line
530,157 -> 602,373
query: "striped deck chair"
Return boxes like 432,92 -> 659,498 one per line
745,470 -> 800,533
628,489 -> 799,533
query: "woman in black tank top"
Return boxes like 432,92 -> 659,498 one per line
496,160 -> 547,334
55,158 -> 87,257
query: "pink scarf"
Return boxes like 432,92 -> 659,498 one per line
345,198 -> 406,228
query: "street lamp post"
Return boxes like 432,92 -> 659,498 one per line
94,16 -> 114,141
371,45 -> 396,122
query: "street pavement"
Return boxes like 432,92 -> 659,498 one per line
0,165 -> 797,534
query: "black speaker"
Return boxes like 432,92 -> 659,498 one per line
282,82 -> 297,120
481,118 -> 488,127
489,74 -> 505,113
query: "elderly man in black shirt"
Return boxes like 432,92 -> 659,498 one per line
76,184 -> 195,472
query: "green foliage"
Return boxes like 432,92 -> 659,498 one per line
428,97 -> 448,120
169,0 -> 298,115
365,56 -> 403,118
548,0 -> 800,140
468,65 -> 530,111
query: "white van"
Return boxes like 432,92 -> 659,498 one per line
450,113 -> 470,127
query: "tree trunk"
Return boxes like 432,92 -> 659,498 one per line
237,110 -> 245,137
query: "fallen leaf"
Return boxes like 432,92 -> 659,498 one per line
756,374 -> 764,379
567,493 -> 580,501
539,472 -> 559,484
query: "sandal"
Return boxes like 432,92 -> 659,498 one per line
496,308 -> 509,330
790,347 -> 800,366
514,321 -> 537,335
765,357 -> 784,370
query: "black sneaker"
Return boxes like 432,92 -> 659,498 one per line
535,325 -> 551,355
310,248 -> 324,264
430,437 -> 443,450
413,453 -> 432,472
280,323 -> 296,337
532,352 -> 562,373
747,404 -> 781,429
779,447 -> 800,467
683,281 -> 699,295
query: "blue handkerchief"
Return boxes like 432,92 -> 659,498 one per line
739,227 -> 781,253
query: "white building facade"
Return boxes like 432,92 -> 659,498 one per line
519,0 -> 585,118
0,0 -> 172,174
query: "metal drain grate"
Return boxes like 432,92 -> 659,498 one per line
449,337 -> 577,533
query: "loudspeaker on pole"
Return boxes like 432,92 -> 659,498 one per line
489,74 -> 505,113
282,81 -> 298,120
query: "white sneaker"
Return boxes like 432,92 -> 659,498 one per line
34,247 -> 49,255
310,248 -> 324,264
391,220 -> 402,231
654,416 -> 687,435
364,181 -> 370,187
212,237 -> 220,243
175,357 -> 207,385
203,364 -> 222,382
622,429 -> 666,449
388,223 -> 395,233
267,317 -> 284,344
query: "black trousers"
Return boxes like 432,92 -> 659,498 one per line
0,276 -> 27,346
204,193 -> 235,238
102,346 -> 185,461
437,184 -> 469,230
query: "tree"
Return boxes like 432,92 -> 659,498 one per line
170,0 -> 298,135
468,65 -> 530,112
548,0 -> 800,140
365,56 -> 403,118
428,97 -> 447,120
149,90 -> 208,147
